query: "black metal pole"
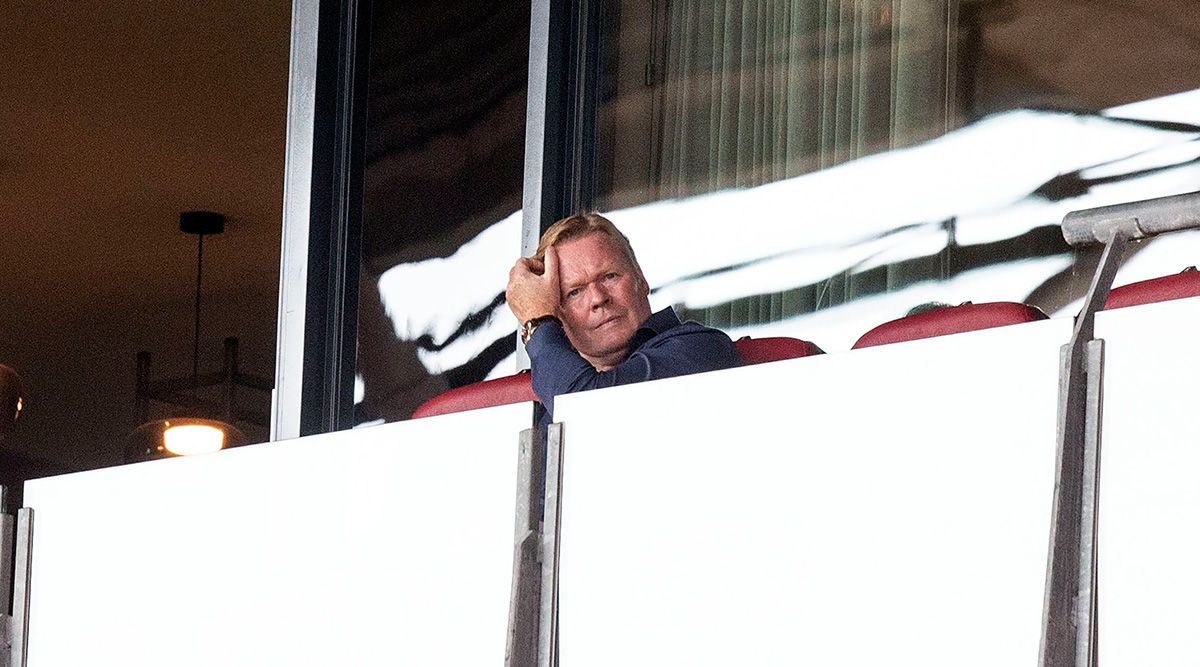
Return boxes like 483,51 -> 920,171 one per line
193,232 -> 204,386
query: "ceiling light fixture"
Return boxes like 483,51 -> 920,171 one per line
126,212 -> 270,463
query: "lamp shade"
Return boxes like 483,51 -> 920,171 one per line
125,418 -> 247,463
0,364 -> 24,433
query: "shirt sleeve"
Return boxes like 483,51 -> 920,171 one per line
525,319 -> 739,418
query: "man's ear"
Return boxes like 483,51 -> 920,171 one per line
637,270 -> 650,296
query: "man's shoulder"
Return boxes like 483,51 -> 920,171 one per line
641,307 -> 683,333
645,308 -> 724,336
638,316 -> 740,375
644,314 -> 737,356
668,319 -> 727,337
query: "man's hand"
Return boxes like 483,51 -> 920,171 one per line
506,245 -> 561,324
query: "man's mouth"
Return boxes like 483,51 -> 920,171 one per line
595,314 -> 621,330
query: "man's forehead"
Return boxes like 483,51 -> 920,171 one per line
556,232 -> 632,278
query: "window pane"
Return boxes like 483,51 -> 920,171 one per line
592,0 -> 1200,350
356,2 -> 530,424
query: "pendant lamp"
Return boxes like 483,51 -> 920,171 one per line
126,212 -> 248,462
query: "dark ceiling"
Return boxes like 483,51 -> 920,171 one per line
0,1 -> 292,472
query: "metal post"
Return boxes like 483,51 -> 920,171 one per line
9,508 -> 32,667
1039,222 -> 1133,667
0,488 -> 11,667
537,423 -> 564,667
0,487 -> 11,604
1042,191 -> 1200,665
516,0 -> 572,371
1078,339 -> 1104,666
270,0 -> 320,442
506,427 -> 548,667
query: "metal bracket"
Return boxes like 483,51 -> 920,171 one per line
0,488 -> 11,667
1039,222 -> 1133,667
0,501 -> 32,667
503,422 -> 562,667
507,427 -> 548,667
537,423 -> 563,667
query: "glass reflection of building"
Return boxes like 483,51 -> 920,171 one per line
334,0 -> 1200,432
354,2 -> 531,425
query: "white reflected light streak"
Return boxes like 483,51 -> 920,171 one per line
726,255 -> 1075,352
653,225 -> 937,311
373,90 -> 1200,382
954,160 -> 1200,246
1103,88 -> 1200,124
1082,138 -> 1200,180
378,211 -> 521,342
616,109 -> 1188,289
416,302 -> 518,374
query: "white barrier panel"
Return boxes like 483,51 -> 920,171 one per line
23,402 -> 531,667
554,319 -> 1070,666
1096,296 -> 1200,665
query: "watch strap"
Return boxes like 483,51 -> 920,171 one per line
521,315 -> 559,345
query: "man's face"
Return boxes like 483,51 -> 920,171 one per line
555,232 -> 652,370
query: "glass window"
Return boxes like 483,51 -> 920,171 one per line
588,0 -> 1200,349
355,2 -> 530,424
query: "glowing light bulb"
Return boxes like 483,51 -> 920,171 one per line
163,424 -> 225,456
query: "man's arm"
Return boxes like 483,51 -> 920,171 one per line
525,318 -> 739,418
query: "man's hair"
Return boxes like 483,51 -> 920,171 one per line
534,213 -> 642,275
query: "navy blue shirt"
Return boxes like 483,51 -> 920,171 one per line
525,307 -> 740,422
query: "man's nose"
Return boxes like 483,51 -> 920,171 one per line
587,283 -> 609,308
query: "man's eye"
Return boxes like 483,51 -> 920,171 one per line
604,272 -> 618,281
566,288 -> 581,299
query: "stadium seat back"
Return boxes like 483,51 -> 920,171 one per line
1104,267 -> 1200,310
853,302 -> 1047,349
735,337 -> 824,365
411,372 -> 536,419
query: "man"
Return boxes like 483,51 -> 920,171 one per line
506,213 -> 740,420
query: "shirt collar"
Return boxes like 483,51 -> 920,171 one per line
627,307 -> 680,350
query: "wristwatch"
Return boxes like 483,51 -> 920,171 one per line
520,315 -> 559,345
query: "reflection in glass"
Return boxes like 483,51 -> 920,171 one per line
356,2 -> 529,424
600,0 -> 961,209
589,0 -> 1200,349
355,1 -> 1200,424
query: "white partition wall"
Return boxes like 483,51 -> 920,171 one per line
21,297 -> 1200,665
1096,296 -> 1200,665
23,403 -> 532,667
552,319 -> 1071,666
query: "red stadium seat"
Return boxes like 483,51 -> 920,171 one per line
413,335 -> 823,419
852,301 -> 1047,349
734,337 -> 823,365
411,371 -> 536,419
1104,267 -> 1200,310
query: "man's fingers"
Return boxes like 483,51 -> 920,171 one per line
515,257 -> 545,275
510,258 -> 541,280
543,245 -> 560,284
